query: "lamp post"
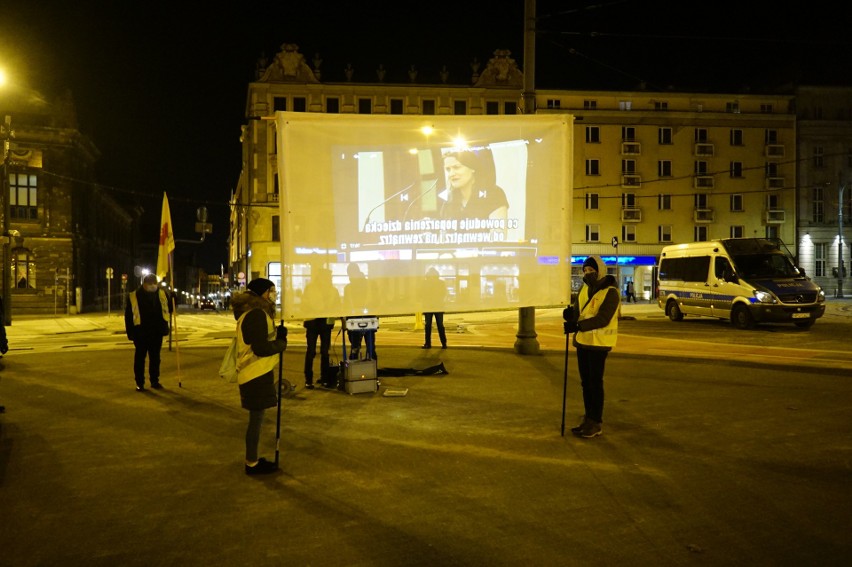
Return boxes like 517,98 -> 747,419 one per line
1,114 -> 12,325
838,181 -> 845,299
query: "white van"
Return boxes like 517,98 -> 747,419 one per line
657,238 -> 826,329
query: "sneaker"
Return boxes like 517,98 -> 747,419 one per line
421,344 -> 431,349
305,382 -> 315,390
441,345 -> 447,349
245,457 -> 278,475
570,416 -> 587,435
151,382 -> 163,390
135,385 -> 146,392
579,420 -> 602,438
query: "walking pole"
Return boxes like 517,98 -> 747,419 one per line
560,330 -> 571,437
275,321 -> 284,467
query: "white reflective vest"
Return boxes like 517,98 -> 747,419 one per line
576,286 -> 619,348
235,311 -> 279,385
129,289 -> 170,326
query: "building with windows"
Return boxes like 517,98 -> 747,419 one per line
231,43 -> 825,304
1,90 -> 136,316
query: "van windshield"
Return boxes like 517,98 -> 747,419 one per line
731,253 -> 799,279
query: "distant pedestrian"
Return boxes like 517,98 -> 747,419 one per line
125,274 -> 172,391
563,255 -> 620,439
421,268 -> 448,349
230,278 -> 287,475
626,281 -> 637,303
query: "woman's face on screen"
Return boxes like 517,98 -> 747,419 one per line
444,156 -> 474,190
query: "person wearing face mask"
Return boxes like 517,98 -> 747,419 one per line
125,273 -> 173,391
230,278 -> 288,475
562,255 -> 620,439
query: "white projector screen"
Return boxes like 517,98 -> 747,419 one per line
277,112 -> 572,321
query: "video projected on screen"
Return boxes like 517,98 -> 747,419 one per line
277,113 -> 572,321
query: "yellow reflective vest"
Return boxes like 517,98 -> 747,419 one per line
235,311 -> 279,385
576,286 -> 619,348
128,289 -> 170,327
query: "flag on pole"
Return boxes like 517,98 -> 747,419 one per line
156,193 -> 175,280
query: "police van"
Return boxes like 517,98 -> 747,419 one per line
657,238 -> 825,329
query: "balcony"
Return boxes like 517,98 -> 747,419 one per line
621,142 -> 641,155
694,176 -> 714,189
694,208 -> 714,223
621,207 -> 642,222
694,143 -> 714,156
765,177 -> 785,189
765,209 -> 786,223
621,174 -> 641,188
765,144 -> 785,158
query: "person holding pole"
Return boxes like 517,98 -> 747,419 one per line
231,278 -> 287,475
562,255 -> 620,439
124,274 -> 172,391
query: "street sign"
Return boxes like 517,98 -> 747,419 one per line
611,236 -> 619,248
106,267 -> 114,279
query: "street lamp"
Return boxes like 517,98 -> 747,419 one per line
838,181 -> 845,299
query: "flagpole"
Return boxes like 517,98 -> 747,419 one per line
170,251 -> 182,387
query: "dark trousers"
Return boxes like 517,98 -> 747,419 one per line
576,347 -> 608,423
133,334 -> 163,386
424,312 -> 447,347
347,330 -> 377,361
304,320 -> 333,383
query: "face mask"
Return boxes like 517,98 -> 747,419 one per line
582,273 -> 598,287
144,284 -> 158,292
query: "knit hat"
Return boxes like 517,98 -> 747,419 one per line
246,278 -> 275,296
582,255 -> 606,279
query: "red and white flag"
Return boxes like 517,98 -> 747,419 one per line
156,193 -> 175,280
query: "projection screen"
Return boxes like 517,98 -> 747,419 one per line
276,112 -> 572,321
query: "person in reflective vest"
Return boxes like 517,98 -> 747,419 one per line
124,273 -> 172,391
563,255 -> 620,439
230,278 -> 287,475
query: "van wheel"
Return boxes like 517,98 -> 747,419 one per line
731,305 -> 754,329
794,319 -> 814,329
667,301 -> 684,322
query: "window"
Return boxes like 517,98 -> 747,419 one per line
730,129 -> 743,146
813,186 -> 824,222
622,159 -> 636,174
293,97 -> 307,112
585,193 -> 599,210
585,224 -> 600,242
583,100 -> 597,110
658,225 -> 672,243
730,225 -> 745,238
694,128 -> 708,143
12,248 -> 35,288
504,101 -> 517,115
658,127 -> 672,145
730,194 -> 744,212
358,98 -> 372,114
390,98 -> 403,115
765,225 -> 779,239
622,225 -> 636,242
272,215 -> 280,242
813,146 -> 824,168
730,161 -> 744,178
694,161 -> 709,176
659,256 -> 710,282
765,162 -> 779,178
760,104 -> 773,113
815,243 -> 826,277
546,99 -> 561,109
10,172 -> 38,220
694,225 -> 709,241
726,101 -> 740,113
766,193 -> 780,210
486,101 -> 499,115
658,160 -> 672,177
585,159 -> 600,176
622,193 -> 636,208
585,126 -> 600,143
423,99 -> 436,115
326,97 -> 340,113
654,101 -> 668,111
453,100 -> 467,115
694,193 -> 709,209
273,97 -> 287,111
765,129 -> 779,144
658,194 -> 672,210
618,100 -> 632,111
622,126 -> 636,141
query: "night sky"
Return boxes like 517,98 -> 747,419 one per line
2,1 -> 850,272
